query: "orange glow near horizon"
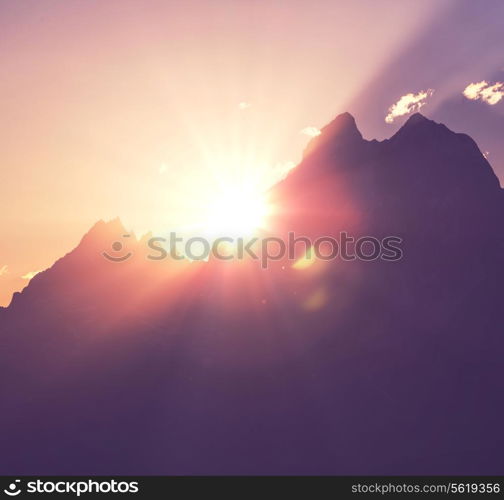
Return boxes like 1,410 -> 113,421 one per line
0,0 -> 444,306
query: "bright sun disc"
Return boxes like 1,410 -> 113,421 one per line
204,187 -> 270,238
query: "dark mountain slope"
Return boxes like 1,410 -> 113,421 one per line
0,113 -> 503,475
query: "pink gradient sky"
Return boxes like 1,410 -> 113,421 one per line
1,0 -> 503,306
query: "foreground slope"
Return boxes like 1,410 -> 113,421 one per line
1,113 -> 503,474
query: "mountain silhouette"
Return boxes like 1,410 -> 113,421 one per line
1,113 -> 503,475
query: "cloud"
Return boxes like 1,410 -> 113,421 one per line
481,84 -> 503,105
238,102 -> 252,110
159,163 -> 167,174
385,89 -> 434,123
300,126 -> 321,137
463,81 -> 503,105
0,265 -> 8,276
21,270 -> 41,280
266,160 -> 296,188
463,81 -> 488,100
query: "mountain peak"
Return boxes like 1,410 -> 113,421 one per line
397,112 -> 443,133
390,112 -> 447,144
321,112 -> 361,139
88,217 -> 126,234
303,112 -> 363,158
403,112 -> 431,125
79,217 -> 129,249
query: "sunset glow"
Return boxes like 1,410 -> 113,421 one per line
1,0 -> 504,481
1,0 -> 503,306
203,186 -> 270,238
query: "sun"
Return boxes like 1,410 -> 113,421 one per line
141,150 -> 286,243
203,185 -> 270,238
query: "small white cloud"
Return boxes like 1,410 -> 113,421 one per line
0,265 -> 8,276
275,160 -> 296,176
463,81 -> 488,100
481,83 -> 504,105
238,102 -> 252,110
300,126 -> 321,137
385,89 -> 434,123
269,160 -> 296,186
463,81 -> 503,105
21,270 -> 41,280
159,163 -> 167,174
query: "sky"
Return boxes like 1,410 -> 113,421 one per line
1,0 -> 503,306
